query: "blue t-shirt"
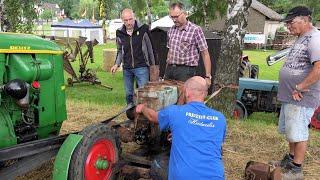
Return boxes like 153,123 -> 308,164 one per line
158,101 -> 227,180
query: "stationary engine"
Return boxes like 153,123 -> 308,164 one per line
117,81 -> 185,149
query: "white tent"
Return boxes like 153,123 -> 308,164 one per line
51,19 -> 104,44
151,16 -> 174,30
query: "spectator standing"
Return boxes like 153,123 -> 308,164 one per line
111,8 -> 155,105
275,6 -> 320,179
165,2 -> 212,85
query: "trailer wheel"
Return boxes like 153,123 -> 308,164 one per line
68,123 -> 121,180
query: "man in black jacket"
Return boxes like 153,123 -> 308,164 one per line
111,8 -> 155,105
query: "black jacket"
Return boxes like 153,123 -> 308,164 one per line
115,21 -> 155,69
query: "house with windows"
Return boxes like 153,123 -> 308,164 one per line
209,0 -> 283,39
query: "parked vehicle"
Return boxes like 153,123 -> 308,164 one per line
234,78 -> 280,118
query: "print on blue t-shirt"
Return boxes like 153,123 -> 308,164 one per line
158,101 -> 227,180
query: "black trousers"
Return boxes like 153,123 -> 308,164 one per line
164,64 -> 196,82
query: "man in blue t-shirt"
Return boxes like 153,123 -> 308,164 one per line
136,76 -> 227,179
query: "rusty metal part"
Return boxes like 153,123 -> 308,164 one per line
131,80 -> 186,145
149,65 -> 160,82
63,52 -> 77,79
46,36 -> 112,90
121,165 -> 151,179
146,80 -> 185,105
122,153 -> 151,166
117,127 -> 134,143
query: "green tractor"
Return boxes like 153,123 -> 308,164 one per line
0,33 -> 121,179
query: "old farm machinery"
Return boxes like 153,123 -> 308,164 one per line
53,36 -> 112,90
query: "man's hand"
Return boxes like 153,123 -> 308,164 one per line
110,65 -> 118,74
205,78 -> 211,86
292,90 -> 303,101
292,84 -> 309,101
136,104 -> 145,114
167,133 -> 172,142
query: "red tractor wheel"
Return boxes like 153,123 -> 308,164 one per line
68,123 -> 121,180
233,101 -> 247,120
311,107 -> 320,130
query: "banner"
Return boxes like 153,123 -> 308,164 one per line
244,34 -> 266,44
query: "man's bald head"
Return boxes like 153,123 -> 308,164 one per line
121,8 -> 134,18
121,8 -> 135,31
184,76 -> 208,101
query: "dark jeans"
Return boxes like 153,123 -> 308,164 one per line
164,65 -> 196,82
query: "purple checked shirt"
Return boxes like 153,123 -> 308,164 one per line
167,21 -> 208,66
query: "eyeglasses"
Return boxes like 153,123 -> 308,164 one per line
285,18 -> 300,27
170,12 -> 183,20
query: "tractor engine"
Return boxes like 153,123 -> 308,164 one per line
0,33 -> 67,148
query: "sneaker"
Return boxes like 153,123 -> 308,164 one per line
280,154 -> 294,167
282,162 -> 304,180
269,154 -> 293,167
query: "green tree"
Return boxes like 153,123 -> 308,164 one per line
2,0 -> 36,33
41,9 -> 54,23
77,0 -> 98,20
97,0 -> 115,20
60,0 -> 78,18
189,0 -> 227,29
207,0 -> 252,117
130,0 -> 168,24
258,0 -> 320,21
291,0 -> 320,21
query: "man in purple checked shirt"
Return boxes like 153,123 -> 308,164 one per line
165,2 -> 212,86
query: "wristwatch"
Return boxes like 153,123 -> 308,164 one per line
295,84 -> 302,92
205,75 -> 212,80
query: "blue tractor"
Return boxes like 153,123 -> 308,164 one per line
235,78 -> 280,118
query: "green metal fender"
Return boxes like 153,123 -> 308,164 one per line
53,134 -> 83,180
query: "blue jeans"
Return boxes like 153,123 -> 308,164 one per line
123,67 -> 149,104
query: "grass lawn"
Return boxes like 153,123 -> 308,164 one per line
62,44 -> 319,179
243,49 -> 283,80
64,46 -> 281,107
19,42 -> 320,179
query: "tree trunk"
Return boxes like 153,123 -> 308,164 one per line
0,0 -> 4,31
206,0 -> 252,118
203,0 -> 209,30
145,0 -> 152,28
